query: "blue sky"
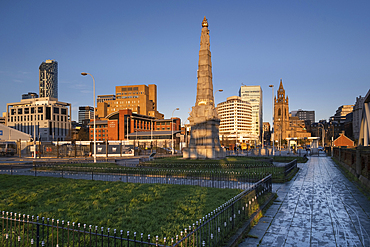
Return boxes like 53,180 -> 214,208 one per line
1,0 -> 369,125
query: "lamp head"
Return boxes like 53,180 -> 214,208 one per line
269,85 -> 274,88
81,72 -> 88,76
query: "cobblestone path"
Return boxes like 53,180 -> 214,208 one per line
240,156 -> 370,247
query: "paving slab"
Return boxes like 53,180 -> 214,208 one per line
239,156 -> 370,247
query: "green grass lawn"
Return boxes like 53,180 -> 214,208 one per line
0,174 -> 242,240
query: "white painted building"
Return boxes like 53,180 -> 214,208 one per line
217,96 -> 255,144
239,85 -> 263,144
0,124 -> 31,141
359,89 -> 370,146
6,97 -> 71,141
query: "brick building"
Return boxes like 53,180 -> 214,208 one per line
89,109 -> 180,142
96,84 -> 164,120
333,132 -> 355,147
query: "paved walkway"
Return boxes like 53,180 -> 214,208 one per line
240,156 -> 370,247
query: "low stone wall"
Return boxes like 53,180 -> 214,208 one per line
333,146 -> 370,189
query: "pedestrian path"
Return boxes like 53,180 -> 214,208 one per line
240,156 -> 370,247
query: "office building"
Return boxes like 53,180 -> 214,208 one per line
97,95 -> 116,103
22,92 -> 38,100
353,94 -> 365,142
78,106 -> 94,125
217,96 -> 253,147
96,84 -> 164,119
239,85 -> 263,144
39,60 -> 58,99
88,109 -> 181,148
292,109 -> 315,124
6,97 -> 71,141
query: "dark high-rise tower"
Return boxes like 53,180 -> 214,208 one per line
39,59 -> 58,99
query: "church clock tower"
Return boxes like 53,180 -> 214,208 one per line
274,79 -> 290,143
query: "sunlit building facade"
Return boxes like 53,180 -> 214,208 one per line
239,85 -> 263,144
96,84 -> 164,119
6,97 -> 71,141
217,96 -> 254,147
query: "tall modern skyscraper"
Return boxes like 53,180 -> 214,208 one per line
78,106 -> 94,124
39,59 -> 58,99
239,85 -> 263,144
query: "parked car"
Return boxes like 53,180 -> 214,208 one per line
0,141 -> 17,156
318,146 -> 324,151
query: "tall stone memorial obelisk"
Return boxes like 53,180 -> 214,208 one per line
183,17 -> 225,159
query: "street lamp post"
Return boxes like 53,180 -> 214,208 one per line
172,108 -> 179,155
214,89 -> 223,152
214,89 -> 223,104
81,72 -> 96,163
269,85 -> 275,156
150,118 -> 153,152
318,122 -> 325,148
33,105 -> 36,159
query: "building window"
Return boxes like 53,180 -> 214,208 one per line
38,107 -> 43,113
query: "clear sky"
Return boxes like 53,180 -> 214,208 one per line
1,0 -> 369,125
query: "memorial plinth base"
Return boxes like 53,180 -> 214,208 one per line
183,119 -> 226,159
183,146 -> 225,159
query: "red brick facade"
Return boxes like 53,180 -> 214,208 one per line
334,132 -> 355,147
89,109 -> 181,141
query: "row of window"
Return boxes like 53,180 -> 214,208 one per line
9,114 -> 68,123
90,129 -> 107,133
12,123 -> 68,137
10,107 -> 67,115
91,134 -> 107,137
116,96 -> 139,99
120,87 -> 139,92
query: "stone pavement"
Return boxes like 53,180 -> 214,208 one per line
240,156 -> 370,247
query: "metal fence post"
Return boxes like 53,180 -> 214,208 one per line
36,216 -> 40,247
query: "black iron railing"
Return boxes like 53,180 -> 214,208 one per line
1,174 -> 272,247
